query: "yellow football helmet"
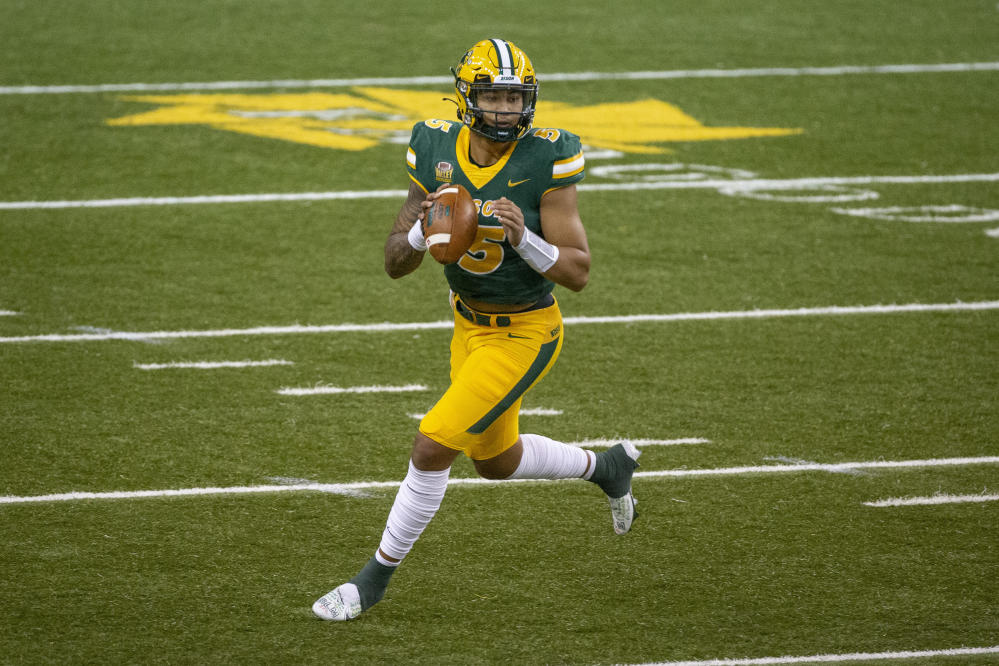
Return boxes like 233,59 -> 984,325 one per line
451,38 -> 538,142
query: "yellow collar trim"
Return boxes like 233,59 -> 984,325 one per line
456,125 -> 516,189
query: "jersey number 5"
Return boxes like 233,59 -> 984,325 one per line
458,226 -> 506,274
532,128 -> 560,142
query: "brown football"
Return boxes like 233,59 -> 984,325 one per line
422,184 -> 478,264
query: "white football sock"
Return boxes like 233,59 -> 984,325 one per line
376,461 -> 450,565
506,433 -> 596,480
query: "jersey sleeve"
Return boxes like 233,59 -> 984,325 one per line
546,130 -> 585,191
405,122 -> 433,194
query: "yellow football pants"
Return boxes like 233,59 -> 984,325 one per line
419,294 -> 564,460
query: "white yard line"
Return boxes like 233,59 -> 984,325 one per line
625,644 -> 999,666
0,310 -> 20,316
565,300 -> 999,325
276,383 -> 427,396
0,189 -> 408,210
2,456 -> 996,505
571,438 -> 710,448
134,359 -> 292,370
514,407 -> 563,417
2,62 -> 997,95
633,456 -> 999,479
3,173 -> 998,210
864,493 -> 999,507
1,300 -> 996,345
409,407 -> 564,419
0,320 -> 452,343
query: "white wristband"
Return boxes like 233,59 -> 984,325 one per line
407,219 -> 427,252
514,227 -> 559,274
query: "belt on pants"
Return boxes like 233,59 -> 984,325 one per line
454,293 -> 554,328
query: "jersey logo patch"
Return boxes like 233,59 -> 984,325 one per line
436,161 -> 454,183
507,178 -> 530,187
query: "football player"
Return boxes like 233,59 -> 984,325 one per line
313,38 -> 640,622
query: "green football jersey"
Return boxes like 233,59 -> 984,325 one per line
406,120 -> 585,305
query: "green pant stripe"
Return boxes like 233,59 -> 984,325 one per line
466,337 -> 560,435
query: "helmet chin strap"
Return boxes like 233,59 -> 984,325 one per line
471,109 -> 527,142
467,95 -> 534,142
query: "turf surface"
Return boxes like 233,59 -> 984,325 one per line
2,1 -> 997,663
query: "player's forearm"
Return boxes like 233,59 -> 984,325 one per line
512,224 -> 590,292
384,231 -> 424,278
544,245 -> 590,292
385,185 -> 430,279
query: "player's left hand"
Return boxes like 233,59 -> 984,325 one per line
492,197 -> 526,246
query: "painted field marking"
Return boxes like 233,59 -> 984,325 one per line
633,456 -> 999,479
264,476 -> 373,498
2,61 -> 997,95
864,493 -> 999,507
0,189 -> 408,210
763,455 -> 864,476
626,644 -> 999,666
572,438 -> 710,448
3,173 -> 998,210
409,407 -> 564,420
1,300 -> 996,344
831,204 -> 999,223
570,301 -> 999,324
276,383 -> 427,396
0,320 -> 451,344
517,407 -> 563,417
2,456 -> 996,505
134,359 -> 292,370
0,310 -> 19,316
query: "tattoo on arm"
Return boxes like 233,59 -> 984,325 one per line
384,183 -> 429,278
390,191 -> 424,235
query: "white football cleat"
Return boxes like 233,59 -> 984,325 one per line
312,583 -> 362,621
609,492 -> 638,535
607,441 -> 641,535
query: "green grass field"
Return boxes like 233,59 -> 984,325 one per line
2,1 -> 998,664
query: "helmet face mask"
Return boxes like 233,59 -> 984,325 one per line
452,39 -> 538,142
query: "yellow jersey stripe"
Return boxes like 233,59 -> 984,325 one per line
406,147 -> 417,169
407,172 -> 428,193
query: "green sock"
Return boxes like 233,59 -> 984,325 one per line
349,557 -> 397,611
589,444 -> 637,499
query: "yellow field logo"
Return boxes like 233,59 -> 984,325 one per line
107,87 -> 800,153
